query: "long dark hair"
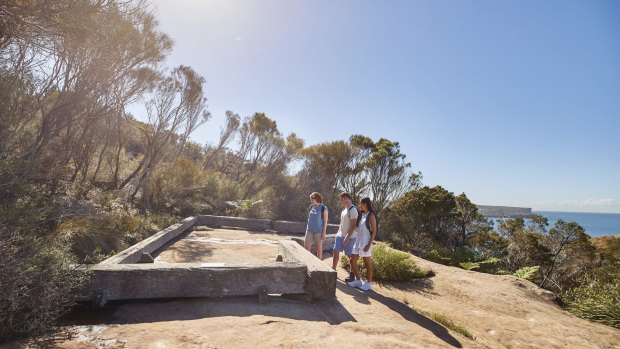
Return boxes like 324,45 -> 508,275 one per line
360,197 -> 373,213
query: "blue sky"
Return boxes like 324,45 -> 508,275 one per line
148,0 -> 620,213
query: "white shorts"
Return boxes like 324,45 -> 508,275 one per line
352,237 -> 373,258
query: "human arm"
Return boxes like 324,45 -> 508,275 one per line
321,208 -> 328,240
343,214 -> 357,246
363,213 -> 377,252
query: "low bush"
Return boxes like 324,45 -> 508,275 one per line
340,242 -> 428,282
459,261 -> 480,271
427,247 -> 476,267
0,235 -> 89,341
54,212 -> 179,263
563,277 -> 620,329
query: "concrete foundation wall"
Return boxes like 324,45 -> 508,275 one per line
197,215 -> 272,231
100,216 -> 196,265
80,262 -> 307,301
198,215 -> 339,234
278,240 -> 337,299
83,216 -> 338,304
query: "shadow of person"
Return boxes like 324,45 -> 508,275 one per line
379,277 -> 440,298
337,280 -> 463,348
367,291 -> 463,348
336,280 -> 371,304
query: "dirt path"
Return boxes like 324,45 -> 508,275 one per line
4,237 -> 620,349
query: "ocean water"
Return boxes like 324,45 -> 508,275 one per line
492,211 -> 620,237
534,211 -> 620,237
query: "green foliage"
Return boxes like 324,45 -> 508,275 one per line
458,258 -> 500,273
147,157 -> 211,216
459,262 -> 480,271
54,212 -> 178,263
226,198 -> 265,218
468,230 -> 509,260
426,249 -> 454,265
591,236 -> 620,283
340,243 -> 428,282
426,247 -> 475,267
563,277 -> 620,329
477,257 -> 501,273
513,266 -> 540,281
382,186 -> 490,254
0,235 -> 89,341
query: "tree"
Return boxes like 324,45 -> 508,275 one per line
0,1 -> 179,339
348,135 -> 421,214
0,0 -> 172,194
382,186 -> 458,253
119,65 -> 210,205
299,140 -> 353,217
226,113 -> 303,199
498,217 -> 550,272
203,110 -> 240,170
454,193 -> 492,247
539,220 -> 596,292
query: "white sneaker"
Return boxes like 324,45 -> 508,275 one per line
347,279 -> 363,288
360,282 -> 373,291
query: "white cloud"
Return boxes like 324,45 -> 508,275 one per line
581,198 -> 616,206
550,198 -> 618,208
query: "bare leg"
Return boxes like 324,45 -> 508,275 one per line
332,251 -> 340,270
363,257 -> 373,283
317,242 -> 323,260
350,254 -> 361,280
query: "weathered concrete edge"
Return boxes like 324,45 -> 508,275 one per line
79,261 -> 307,301
278,240 -> 337,299
99,216 -> 196,265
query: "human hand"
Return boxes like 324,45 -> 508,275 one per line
363,244 -> 370,252
321,233 -> 326,241
343,236 -> 350,246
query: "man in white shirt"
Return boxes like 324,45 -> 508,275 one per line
332,192 -> 358,282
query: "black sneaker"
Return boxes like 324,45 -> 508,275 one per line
344,272 -> 355,283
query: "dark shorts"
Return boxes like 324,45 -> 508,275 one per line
333,235 -> 356,256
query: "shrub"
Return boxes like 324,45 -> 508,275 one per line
426,247 -> 476,267
459,261 -> 480,271
563,278 -> 620,329
477,257 -> 501,273
0,235 -> 89,341
427,249 -> 453,265
54,212 -> 179,263
340,242 -> 428,282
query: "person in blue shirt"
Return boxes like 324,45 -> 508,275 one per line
305,192 -> 328,260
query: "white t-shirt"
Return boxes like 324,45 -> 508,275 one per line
337,206 -> 358,238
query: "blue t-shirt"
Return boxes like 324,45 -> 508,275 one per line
307,203 -> 326,233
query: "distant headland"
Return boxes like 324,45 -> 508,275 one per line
476,205 -> 533,218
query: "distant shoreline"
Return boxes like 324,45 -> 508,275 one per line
483,209 -> 620,236
476,205 -> 532,218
